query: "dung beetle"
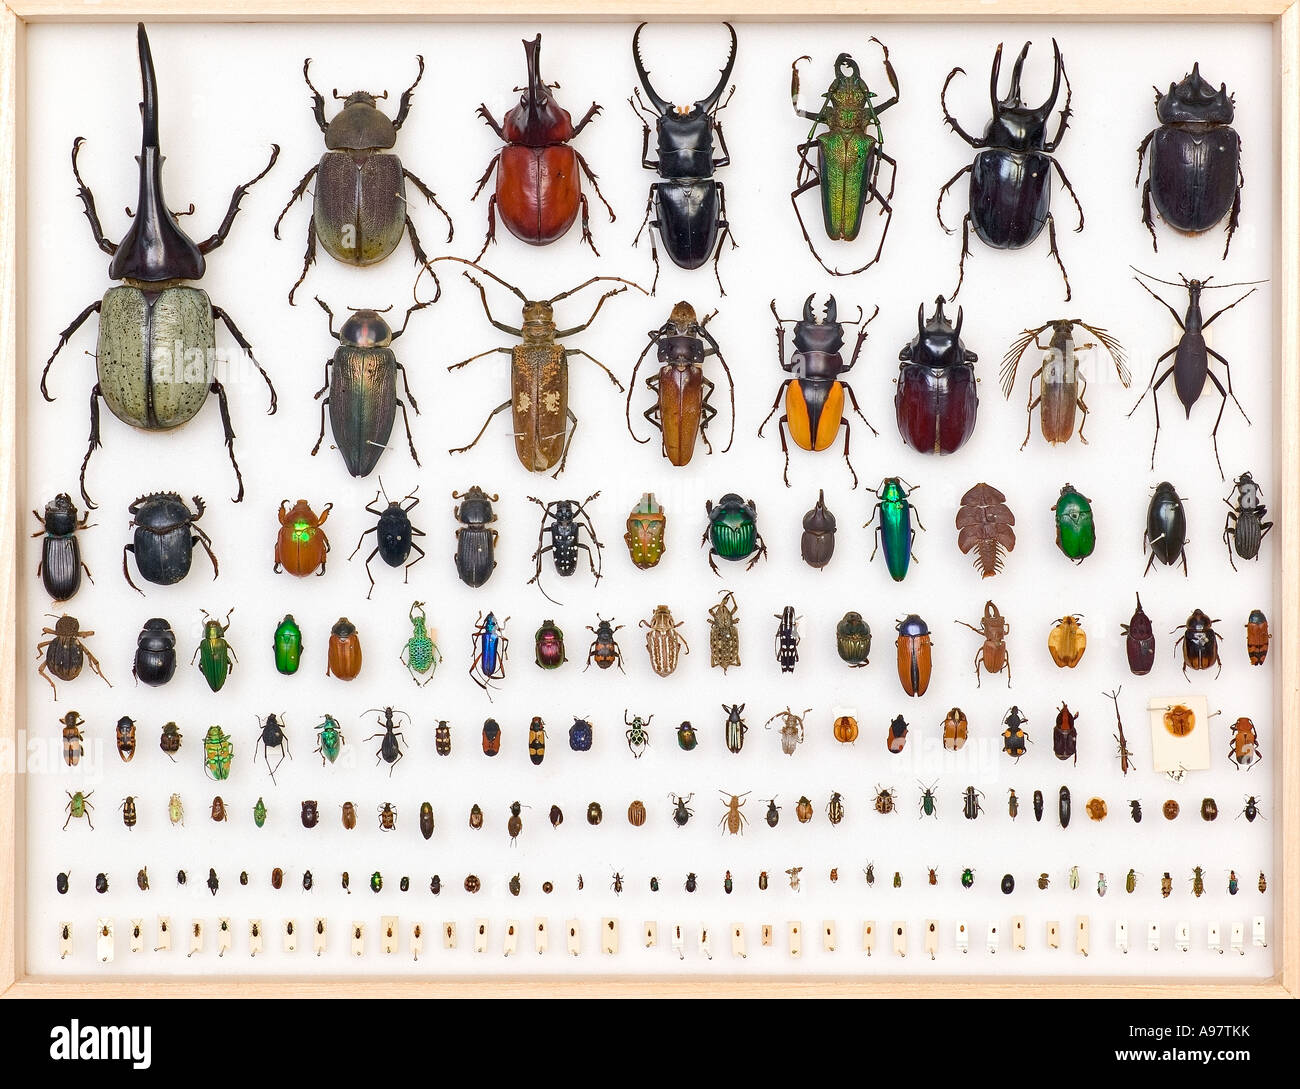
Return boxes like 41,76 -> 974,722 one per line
955,482 -> 1016,578
115,715 -> 137,762
350,482 -> 426,599
255,713 -> 292,783
773,607 -> 801,672
568,716 -> 594,752
1175,608 -> 1222,678
625,493 -> 667,570
895,297 -> 978,456
122,492 -> 217,591
193,608 -> 236,693
469,612 -> 510,696
527,493 -> 604,605
132,618 -> 176,686
472,34 -> 614,259
36,614 -> 110,698
835,611 -> 871,667
1053,703 -> 1079,764
629,22 -> 738,292
761,295 -> 877,487
703,494 -> 767,574
1000,318 -> 1130,447
585,616 -> 625,672
274,499 -> 332,578
436,257 -> 645,475
801,491 -> 837,570
1245,609 -> 1270,666
311,298 -> 430,477
627,301 -> 735,468
366,707 -> 408,774
789,43 -> 900,275
32,494 -> 93,602
1143,481 -> 1189,575
938,38 -> 1082,300
159,720 -> 182,760
272,614 -> 303,676
274,54 -> 451,304
1121,593 -> 1157,675
894,614 -> 933,698
1223,471 -> 1272,571
1136,64 -> 1243,255
452,486 -> 499,588
867,477 -> 922,582
1052,484 -> 1095,562
41,24 -> 278,508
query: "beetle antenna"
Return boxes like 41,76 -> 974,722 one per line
425,255 -> 527,302
549,275 -> 650,304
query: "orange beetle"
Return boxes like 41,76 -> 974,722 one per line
326,617 -> 362,680
275,499 -> 332,577
894,614 -> 932,697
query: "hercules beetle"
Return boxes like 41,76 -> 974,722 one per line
349,481 -> 426,599
760,295 -> 877,487
472,34 -> 614,259
938,39 -> 1082,300
1128,268 -> 1260,478
626,302 -> 735,466
629,22 -> 738,293
32,494 -> 93,603
527,493 -> 604,606
122,492 -> 217,592
434,257 -> 646,476
1223,471 -> 1271,571
452,486 -> 500,588
310,295 -> 432,477
274,55 -> 452,304
40,24 -> 279,507
789,42 -> 900,275
1137,64 -> 1243,256
895,297 -> 978,456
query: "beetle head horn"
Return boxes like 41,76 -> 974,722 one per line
929,295 -> 948,328
698,22 -> 738,113
954,305 -> 964,337
632,23 -> 673,115
523,34 -> 544,107
1040,39 -> 1064,116
916,301 -> 926,335
802,294 -> 816,322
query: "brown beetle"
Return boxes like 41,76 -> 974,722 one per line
642,605 -> 689,677
469,803 -> 484,830
300,800 -> 319,828
341,800 -> 357,829
274,499 -> 332,577
795,795 -> 814,824
942,707 -> 969,751
548,804 -> 563,828
326,617 -> 362,680
378,802 -> 398,830
1047,614 -> 1086,668
1245,609 -> 1270,665
159,720 -> 182,760
873,785 -> 896,815
954,483 -> 1016,577
507,800 -> 524,842
481,718 -> 502,755
894,614 -> 933,697
627,799 -> 647,827
719,791 -> 749,835
419,801 -> 435,840
955,600 -> 1011,686
210,795 -> 228,823
464,874 -> 481,893
1163,702 -> 1196,737
272,867 -> 284,890
1228,716 -> 1261,769
60,710 -> 86,767
1162,799 -> 1180,820
434,719 -> 452,756
115,715 -> 137,762
1200,797 -> 1218,821
586,801 -> 603,825
36,613 -> 110,697
1085,797 -> 1107,821
832,714 -> 859,744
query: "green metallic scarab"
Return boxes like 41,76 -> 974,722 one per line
790,41 -> 900,276
202,724 -> 234,781
865,476 -> 922,582
272,613 -> 303,676
702,494 -> 768,575
400,600 -> 441,686
314,715 -> 345,765
1053,483 -> 1096,562
194,608 -> 236,693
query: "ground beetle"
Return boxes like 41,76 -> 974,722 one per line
32,494 -> 93,602
629,22 -> 738,293
133,619 -> 176,686
527,493 -> 603,605
350,482 -> 426,599
1223,471 -> 1271,570
366,707 -> 409,774
452,486 -> 499,588
895,298 -> 978,456
41,25 -> 278,507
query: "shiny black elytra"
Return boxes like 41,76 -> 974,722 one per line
349,481 -> 426,599
133,619 -> 176,686
773,606 -> 800,672
366,707 -> 409,776
629,22 -> 738,293
1143,481 -> 1189,576
32,494 -> 94,603
526,493 -> 603,606
122,492 -> 217,592
255,713 -> 291,784
938,39 -> 1082,301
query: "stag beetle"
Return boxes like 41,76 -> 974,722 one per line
790,43 -> 900,275
1137,64 -> 1243,256
472,35 -> 614,258
40,24 -> 278,507
274,55 -> 451,304
435,257 -> 644,475
349,482 -> 426,599
938,39 -> 1082,300
761,295 -> 877,487
527,493 -> 603,605
626,302 -> 735,466
895,297 -> 978,456
629,22 -> 738,293
32,494 -> 93,603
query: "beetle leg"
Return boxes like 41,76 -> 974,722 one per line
285,220 -> 318,305
1138,178 -> 1159,252
1050,159 -> 1085,234
475,104 -> 507,140
573,150 -> 616,223
273,164 -> 316,243
624,338 -> 660,443
207,377 -> 246,503
698,378 -> 718,454
842,383 -> 878,437
450,399 -> 511,456
564,347 -> 624,391
1019,370 -> 1042,450
576,194 -> 601,257
211,305 -> 276,415
552,408 -> 580,478
633,186 -> 661,294
122,544 -> 144,596
747,533 -> 768,571
40,299 -> 103,404
1204,369 -> 1234,480
1074,370 -> 1090,445
1205,347 -> 1250,425
472,195 -> 500,262
395,397 -> 421,466
310,390 -> 330,457
837,419 -> 859,489
939,70 -> 985,147
69,138 -> 118,256
391,55 -> 427,130
81,642 -> 110,688
77,384 -> 105,510
935,165 -> 971,234
757,380 -> 790,438
401,214 -> 435,283
1043,215 -> 1073,302
196,144 -> 280,255
711,120 -> 733,170
1221,512 -> 1240,573
403,168 -> 454,243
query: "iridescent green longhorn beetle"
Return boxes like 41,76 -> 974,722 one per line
39,24 -> 279,508
790,42 -> 900,276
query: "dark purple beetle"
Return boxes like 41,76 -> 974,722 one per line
895,297 -> 979,455
1121,593 -> 1156,676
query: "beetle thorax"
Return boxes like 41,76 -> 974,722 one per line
326,95 -> 398,151
340,309 -> 394,347
521,301 -> 556,340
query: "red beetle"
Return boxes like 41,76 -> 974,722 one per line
472,35 -> 614,258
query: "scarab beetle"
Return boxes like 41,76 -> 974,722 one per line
773,607 -> 801,672
274,54 -> 451,304
1175,608 -> 1222,678
867,477 -> 922,581
193,608 -> 236,693
801,491 -> 837,570
707,590 -> 741,672
703,494 -> 767,574
32,493 -> 94,602
527,493 -> 604,606
585,615 -> 625,672
472,35 -> 614,259
1053,484 -> 1095,562
452,486 -> 499,588
894,614 -> 933,697
938,39 -> 1082,300
835,611 -> 871,667
159,720 -> 182,760
1143,481 -> 1189,575
326,618 -> 363,681
300,800 -> 319,829
1223,471 -> 1271,571
121,492 -> 217,592
761,295 -> 877,486
274,499 -> 332,577
568,716 -> 593,752
350,482 -> 426,599
63,789 -> 95,830
469,611 -> 510,695
37,614 -> 110,698
789,43 -> 900,275
341,801 -> 357,829
401,601 -> 441,685
1245,609 -> 1270,666
895,297 -> 979,456
272,613 -> 303,676
642,605 -> 688,677
1053,703 -> 1079,764
625,493 -> 667,570
1122,593 -> 1157,675
1136,64 -> 1243,255
41,24 -> 279,507
629,22 -> 738,292
133,618 -> 176,686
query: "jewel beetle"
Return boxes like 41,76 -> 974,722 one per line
193,608 -> 236,693
894,614 -> 933,697
866,477 -> 922,581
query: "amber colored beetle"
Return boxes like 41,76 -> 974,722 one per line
832,714 -> 859,744
326,617 -> 362,680
210,796 -> 228,823
1163,702 -> 1195,737
795,796 -> 814,823
942,706 -> 969,751
624,493 -> 667,569
894,614 -> 933,697
1245,609 -> 1270,666
341,800 -> 357,830
955,600 -> 1011,686
1227,716 -> 1261,769
627,799 -> 647,827
1047,614 -> 1086,668
274,499 -> 332,577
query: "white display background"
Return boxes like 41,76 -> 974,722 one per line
21,19 -> 1279,978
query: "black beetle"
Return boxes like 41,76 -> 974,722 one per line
1223,471 -> 1272,571
1136,64 -> 1243,256
300,799 -> 319,829
452,486 -> 499,588
37,614 -> 110,698
207,868 -> 220,896
56,872 -> 70,895
895,297 -> 979,455
255,713 -> 292,783
311,297 -> 431,477
122,492 -> 217,592
366,706 -> 409,775
527,493 -> 603,606
938,39 -> 1082,300
349,482 -> 426,599
132,618 -> 176,686
1053,703 -> 1079,764
274,55 -> 452,304
1058,785 -> 1071,828
1130,799 -> 1143,823
800,491 -> 837,569
1143,481 -> 1189,576
1033,789 -> 1044,822
585,615 -> 625,672
773,606 -> 801,672
1175,608 -> 1222,679
961,785 -> 984,820
629,22 -> 738,293
95,873 -> 109,895
32,494 -> 94,602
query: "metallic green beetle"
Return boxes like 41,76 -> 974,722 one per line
401,600 -> 441,685
790,42 -> 900,276
194,608 -> 236,693
252,796 -> 267,828
272,614 -> 303,676
202,725 -> 234,781
38,24 -> 279,508
702,494 -> 768,575
1053,483 -> 1096,562
866,477 -> 922,582
314,715 -> 345,765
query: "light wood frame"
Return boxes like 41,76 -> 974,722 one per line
1,1 -> 1295,999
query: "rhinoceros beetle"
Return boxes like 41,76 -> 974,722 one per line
349,482 -> 426,599
938,39 -> 1082,300
1136,64 -> 1243,256
122,492 -> 217,592
629,22 -> 738,293
895,297 -> 978,456
40,24 -> 279,507
32,494 -> 94,603
274,55 -> 452,304
472,35 -> 614,259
